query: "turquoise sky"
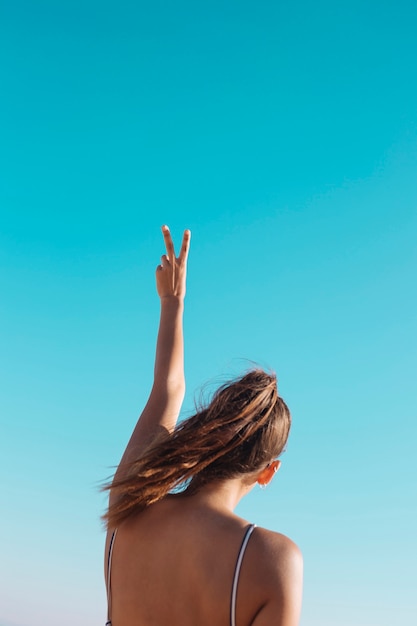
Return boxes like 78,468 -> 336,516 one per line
1,1 -> 416,625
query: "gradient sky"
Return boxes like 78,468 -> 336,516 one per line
1,1 -> 416,625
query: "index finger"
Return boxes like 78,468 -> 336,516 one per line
161,225 -> 175,261
178,229 -> 191,262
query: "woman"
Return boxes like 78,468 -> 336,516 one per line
104,226 -> 303,626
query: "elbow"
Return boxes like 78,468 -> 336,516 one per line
153,378 -> 185,397
169,379 -> 186,398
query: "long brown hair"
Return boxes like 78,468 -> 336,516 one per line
103,369 -> 291,529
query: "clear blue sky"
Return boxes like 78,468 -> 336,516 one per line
1,1 -> 416,624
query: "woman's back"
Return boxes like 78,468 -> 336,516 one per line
106,492 -> 301,626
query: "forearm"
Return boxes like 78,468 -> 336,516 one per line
153,296 -> 185,392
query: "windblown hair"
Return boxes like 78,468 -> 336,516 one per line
103,369 -> 291,529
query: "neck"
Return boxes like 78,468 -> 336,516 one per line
183,476 -> 254,512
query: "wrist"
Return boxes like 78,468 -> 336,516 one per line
160,295 -> 185,310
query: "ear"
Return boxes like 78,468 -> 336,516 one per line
257,460 -> 281,487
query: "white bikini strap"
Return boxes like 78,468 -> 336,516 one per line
230,524 -> 256,626
106,529 -> 118,626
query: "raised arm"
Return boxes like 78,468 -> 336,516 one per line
112,225 -> 191,484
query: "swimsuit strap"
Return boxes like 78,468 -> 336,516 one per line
230,524 -> 256,626
105,529 -> 118,626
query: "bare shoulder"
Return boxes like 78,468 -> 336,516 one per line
248,527 -> 303,626
253,526 -> 303,573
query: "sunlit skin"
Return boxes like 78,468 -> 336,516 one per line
105,226 -> 303,626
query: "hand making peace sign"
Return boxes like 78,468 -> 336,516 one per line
156,225 -> 191,300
